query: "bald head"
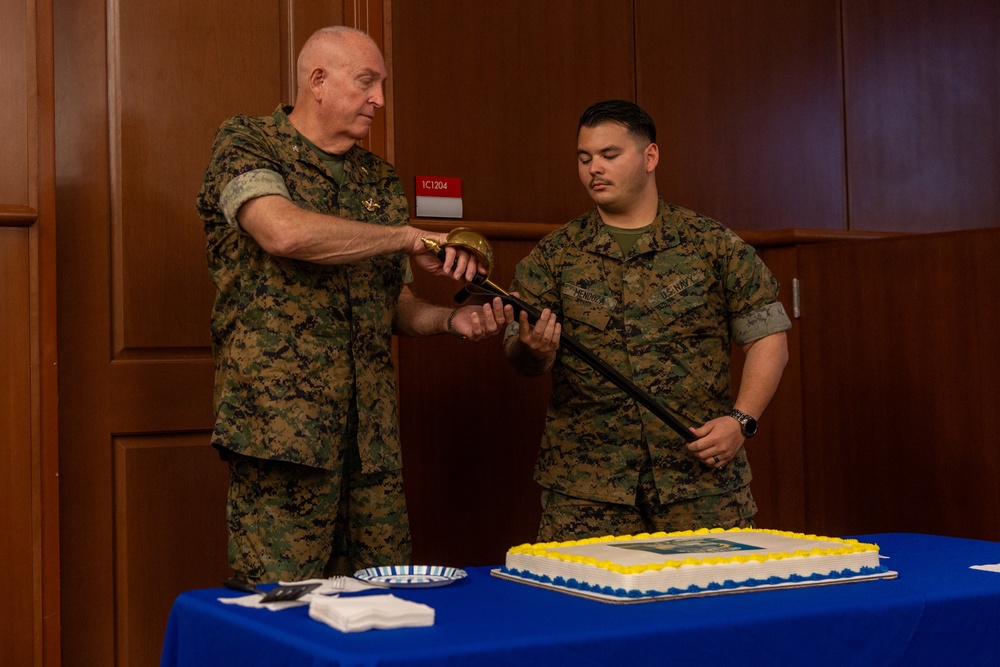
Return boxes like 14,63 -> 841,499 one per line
296,27 -> 379,92
289,26 -> 387,153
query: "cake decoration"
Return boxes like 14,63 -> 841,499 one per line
493,527 -> 894,603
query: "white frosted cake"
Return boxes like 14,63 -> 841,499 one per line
497,528 -> 891,601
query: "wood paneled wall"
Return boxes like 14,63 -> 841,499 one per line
389,0 -> 1000,565
53,2 -> 356,665
844,1 -> 1000,232
638,0 -> 847,230
0,226 -> 40,666
391,0 -> 634,223
389,0 -> 998,233
26,0 -> 998,665
799,228 -> 1000,540
1,0 -> 59,665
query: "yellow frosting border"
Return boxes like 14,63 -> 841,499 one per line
508,527 -> 880,575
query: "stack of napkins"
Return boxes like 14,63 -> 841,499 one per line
308,594 -> 435,632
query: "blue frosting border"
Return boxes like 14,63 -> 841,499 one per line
499,564 -> 890,599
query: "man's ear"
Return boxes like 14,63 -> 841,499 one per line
308,68 -> 326,99
644,142 -> 659,173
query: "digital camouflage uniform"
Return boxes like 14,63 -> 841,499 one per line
197,105 -> 412,580
507,200 -> 791,541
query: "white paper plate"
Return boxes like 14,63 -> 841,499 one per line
354,565 -> 468,588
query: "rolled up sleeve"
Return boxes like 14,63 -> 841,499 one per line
731,301 -> 792,345
219,168 -> 290,228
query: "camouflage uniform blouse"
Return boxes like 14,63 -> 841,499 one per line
197,106 -> 409,473
508,200 -> 791,506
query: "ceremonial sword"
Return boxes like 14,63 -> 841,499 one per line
423,231 -> 696,443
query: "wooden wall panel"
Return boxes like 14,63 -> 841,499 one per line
391,0 -> 999,235
843,0 -> 1000,232
114,435 -> 230,667
636,0 -> 846,231
3,0 -> 59,664
0,229 -> 34,667
55,3 -> 117,664
0,0 -> 30,207
1,8 -> 32,667
735,245 -> 805,532
37,0 -> 999,664
798,228 -> 1000,540
114,2 -> 282,351
390,0 -> 634,224
56,2 -> 380,664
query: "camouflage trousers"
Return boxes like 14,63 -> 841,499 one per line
537,466 -> 756,542
225,447 -> 411,583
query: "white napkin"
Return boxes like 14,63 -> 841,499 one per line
308,593 -> 435,632
970,563 -> 1000,573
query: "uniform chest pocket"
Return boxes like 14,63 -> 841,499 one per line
561,285 -> 615,332
650,286 -> 711,328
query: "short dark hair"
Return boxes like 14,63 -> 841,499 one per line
578,100 -> 656,145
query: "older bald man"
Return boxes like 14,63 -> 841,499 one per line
198,26 -> 510,583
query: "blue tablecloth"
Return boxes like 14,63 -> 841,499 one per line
160,533 -> 1000,666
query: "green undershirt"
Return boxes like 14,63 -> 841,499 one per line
298,133 -> 347,185
604,223 -> 652,256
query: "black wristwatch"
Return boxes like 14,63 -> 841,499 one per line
730,409 -> 758,439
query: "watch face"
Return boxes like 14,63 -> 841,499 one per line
731,409 -> 758,438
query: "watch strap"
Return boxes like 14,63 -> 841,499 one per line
730,409 -> 758,438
